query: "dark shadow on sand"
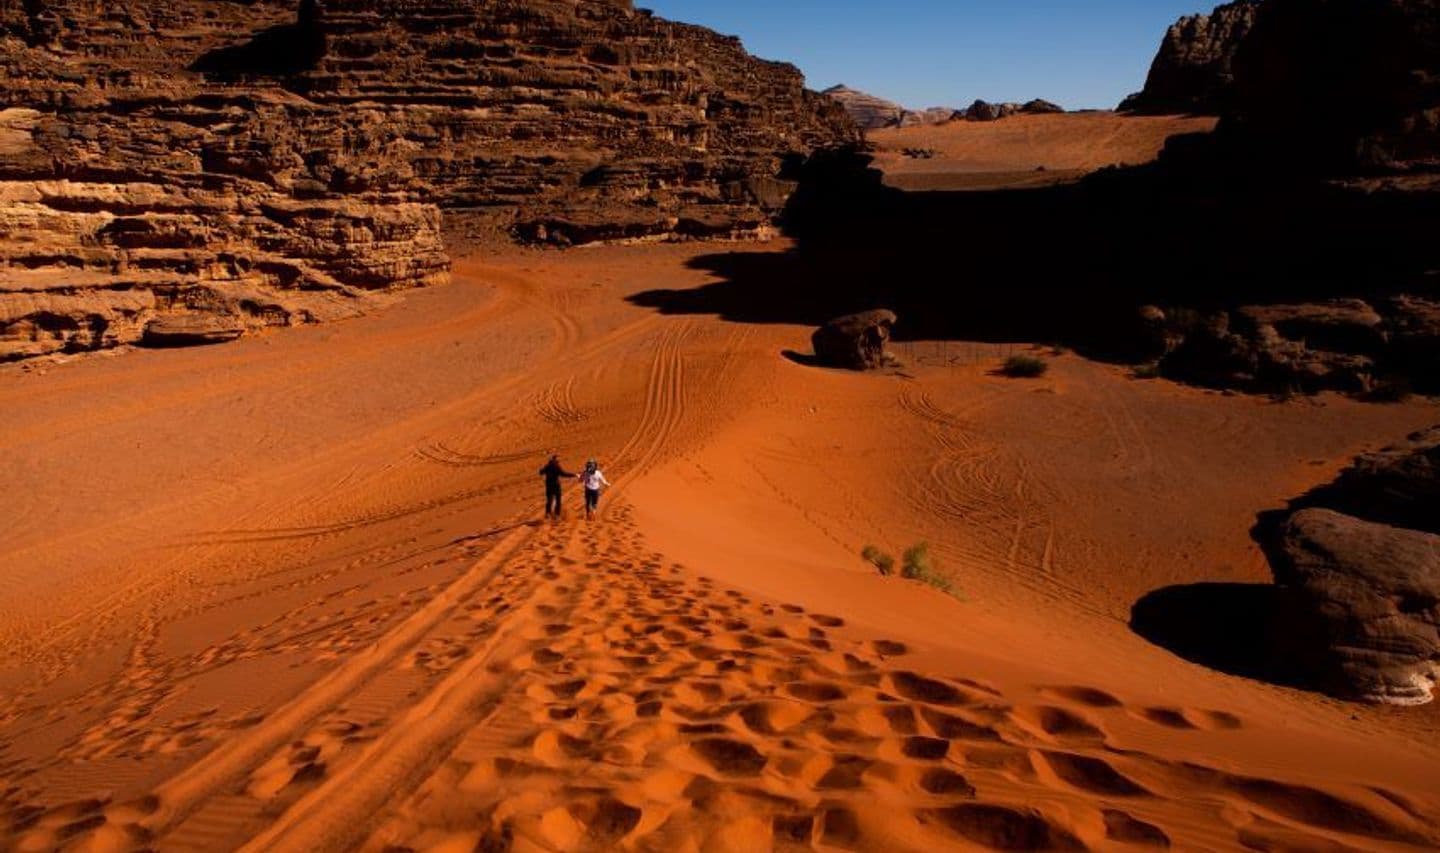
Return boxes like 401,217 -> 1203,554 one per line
1129,582 -> 1320,691
628,144 -> 1440,359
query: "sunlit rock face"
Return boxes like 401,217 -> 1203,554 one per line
0,0 -> 856,360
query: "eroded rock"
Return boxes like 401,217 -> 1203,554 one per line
1119,0 -> 1260,115
1269,508 -> 1440,706
1150,298 -> 1417,393
812,310 -> 898,370
142,314 -> 245,347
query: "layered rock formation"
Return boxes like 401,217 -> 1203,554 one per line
0,0 -> 855,361
1140,297 -> 1440,394
1260,428 -> 1440,705
822,85 -> 954,131
1119,0 -> 1260,115
0,0 -> 447,360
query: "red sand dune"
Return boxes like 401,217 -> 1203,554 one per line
2,242 -> 1438,850
869,112 -> 1218,190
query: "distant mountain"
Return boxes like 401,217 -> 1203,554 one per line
823,86 -> 1066,131
822,85 -> 957,130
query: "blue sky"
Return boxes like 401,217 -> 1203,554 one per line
641,1 -> 1212,110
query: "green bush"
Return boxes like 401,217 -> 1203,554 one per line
862,544 -> 895,576
1131,362 -> 1163,380
902,542 -> 958,596
901,542 -> 933,580
1000,354 -> 1049,378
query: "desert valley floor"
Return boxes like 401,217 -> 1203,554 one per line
3,240 -> 1440,851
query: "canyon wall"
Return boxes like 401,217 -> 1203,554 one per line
1120,0 -> 1260,115
0,0 -> 855,360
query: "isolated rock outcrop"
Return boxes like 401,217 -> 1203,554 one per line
1119,0 -> 1260,115
964,100 -> 1003,122
963,100 -> 1066,122
1268,508 -> 1440,705
0,0 -> 857,361
1154,299 -> 1391,392
812,310 -> 897,370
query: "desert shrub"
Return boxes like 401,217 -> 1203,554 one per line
901,542 -> 932,580
862,544 -> 895,576
898,541 -> 967,596
1131,362 -> 1163,380
901,542 -> 957,596
1000,354 -> 1049,378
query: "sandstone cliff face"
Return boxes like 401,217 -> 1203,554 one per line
1119,0 -> 1260,115
1223,0 -> 1440,173
0,0 -> 855,361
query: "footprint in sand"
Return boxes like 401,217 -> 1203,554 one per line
1139,706 -> 1244,731
1013,704 -> 1107,742
1040,685 -> 1124,708
1038,750 -> 1151,797
926,803 -> 1085,850
887,671 -> 977,707
1104,809 -> 1172,848
685,737 -> 768,778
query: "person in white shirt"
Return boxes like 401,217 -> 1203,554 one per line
581,459 -> 611,520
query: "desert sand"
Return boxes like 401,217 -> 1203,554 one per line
868,113 -> 1218,190
2,239 -> 1439,851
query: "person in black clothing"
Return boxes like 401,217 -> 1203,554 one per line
539,455 -> 578,519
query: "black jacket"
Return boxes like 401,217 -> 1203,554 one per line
540,459 -> 575,490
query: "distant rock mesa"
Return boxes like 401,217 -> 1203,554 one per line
822,85 -> 953,131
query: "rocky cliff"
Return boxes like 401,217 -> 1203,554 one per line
1119,0 -> 1260,115
1221,0 -> 1440,174
0,0 -> 856,361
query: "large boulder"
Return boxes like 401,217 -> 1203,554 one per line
1268,508 -> 1440,705
811,310 -> 897,370
142,313 -> 246,348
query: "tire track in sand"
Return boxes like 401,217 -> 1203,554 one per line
235,524 -> 595,853
604,320 -> 693,507
138,526 -> 535,838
